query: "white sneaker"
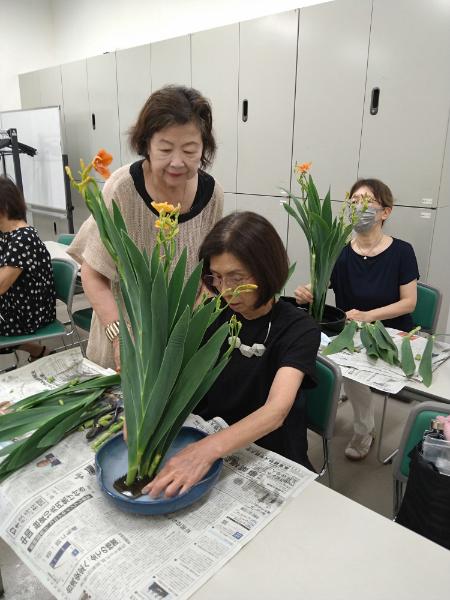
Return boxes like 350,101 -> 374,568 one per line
344,432 -> 374,461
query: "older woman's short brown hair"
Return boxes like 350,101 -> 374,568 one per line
129,85 -> 216,169
199,212 -> 289,308
0,177 -> 27,221
349,178 -> 394,209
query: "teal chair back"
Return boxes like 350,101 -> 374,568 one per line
306,355 -> 341,441
57,233 -> 75,246
304,354 -> 342,486
411,282 -> 441,334
52,258 -> 77,307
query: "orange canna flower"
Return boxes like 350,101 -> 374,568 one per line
92,149 -> 113,179
295,162 -> 312,174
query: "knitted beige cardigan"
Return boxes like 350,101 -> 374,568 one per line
68,164 -> 224,369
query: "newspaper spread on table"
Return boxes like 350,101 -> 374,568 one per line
324,328 -> 450,394
0,348 -> 317,600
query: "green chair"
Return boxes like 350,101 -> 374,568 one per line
392,400 -> 450,517
411,282 -> 442,334
73,307 -> 93,331
0,258 -> 78,370
377,282 -> 442,464
57,231 -> 92,333
305,354 -> 342,487
57,233 -> 75,245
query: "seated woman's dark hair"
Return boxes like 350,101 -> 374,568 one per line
199,211 -> 289,308
129,85 -> 216,168
349,178 -> 394,209
0,177 -> 27,221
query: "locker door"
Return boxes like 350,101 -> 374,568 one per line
292,0 -> 372,201
383,206 -> 435,282
223,193 -> 237,217
61,60 -> 91,178
359,0 -> 450,208
39,66 -> 66,149
235,194 -> 288,248
39,66 -> 63,108
87,53 -> 121,177
237,11 -> 298,196
427,205 -> 450,333
151,35 -> 191,90
116,44 -> 151,166
19,72 -> 41,109
192,24 -> 239,193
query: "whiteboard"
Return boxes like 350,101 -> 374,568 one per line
0,106 -> 67,213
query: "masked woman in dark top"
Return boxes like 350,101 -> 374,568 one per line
295,179 -> 419,461
144,212 -> 320,498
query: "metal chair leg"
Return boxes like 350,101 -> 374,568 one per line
376,393 -> 399,464
318,439 -> 333,488
393,479 -> 404,519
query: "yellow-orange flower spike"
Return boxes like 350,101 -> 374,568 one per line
92,149 -> 113,179
152,201 -> 178,214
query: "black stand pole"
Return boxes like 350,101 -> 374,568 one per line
8,129 -> 23,193
62,154 -> 74,234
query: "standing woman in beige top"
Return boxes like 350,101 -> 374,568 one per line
68,86 -> 224,370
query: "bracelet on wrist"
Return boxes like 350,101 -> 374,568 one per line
105,320 -> 120,343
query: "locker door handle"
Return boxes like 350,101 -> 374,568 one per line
242,100 -> 248,122
91,113 -> 96,130
370,88 -> 380,115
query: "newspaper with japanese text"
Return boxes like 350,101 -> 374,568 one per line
324,328 -> 450,394
0,350 -> 317,600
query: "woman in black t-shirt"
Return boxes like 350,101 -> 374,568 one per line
295,178 -> 419,461
0,177 -> 56,360
143,212 -> 320,499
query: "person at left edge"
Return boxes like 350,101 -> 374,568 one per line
0,177 -> 56,361
143,211 -> 320,499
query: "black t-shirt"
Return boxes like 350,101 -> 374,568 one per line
330,238 -> 419,332
129,160 -> 215,222
0,226 -> 56,336
195,299 -> 320,467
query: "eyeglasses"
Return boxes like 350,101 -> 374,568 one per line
203,273 -> 252,291
350,193 -> 381,207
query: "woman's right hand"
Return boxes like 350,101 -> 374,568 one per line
294,283 -> 313,305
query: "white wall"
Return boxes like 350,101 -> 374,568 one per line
0,0 -> 56,111
49,0 -> 331,64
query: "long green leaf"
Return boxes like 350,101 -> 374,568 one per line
168,248 -> 188,328
138,308 -> 191,456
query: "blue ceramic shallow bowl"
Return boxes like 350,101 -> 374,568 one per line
95,426 -> 223,515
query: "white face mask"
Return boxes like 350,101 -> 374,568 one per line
353,205 -> 382,233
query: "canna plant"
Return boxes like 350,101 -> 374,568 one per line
66,152 -> 250,490
0,374 -> 121,482
283,162 -> 356,322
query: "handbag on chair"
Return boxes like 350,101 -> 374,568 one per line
396,442 -> 450,550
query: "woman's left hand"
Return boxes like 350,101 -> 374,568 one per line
346,309 -> 373,322
142,440 -> 216,498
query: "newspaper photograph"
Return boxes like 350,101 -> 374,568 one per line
323,328 -> 450,394
0,354 -> 317,600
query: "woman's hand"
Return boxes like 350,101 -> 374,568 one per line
294,284 -> 313,305
346,309 -> 373,323
142,439 -> 216,498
